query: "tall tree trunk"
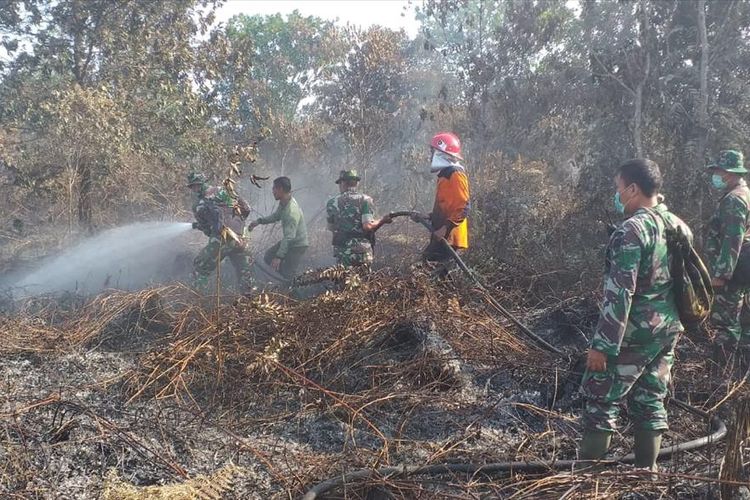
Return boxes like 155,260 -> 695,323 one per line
696,0 -> 709,241
634,0 -> 651,157
77,163 -> 93,232
634,82 -> 644,157
71,0 -> 94,232
698,0 -> 709,131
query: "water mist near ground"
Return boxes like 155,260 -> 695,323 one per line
12,222 -> 196,297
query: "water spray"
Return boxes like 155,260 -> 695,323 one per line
13,222 -> 195,297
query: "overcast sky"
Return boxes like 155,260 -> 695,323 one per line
214,0 -> 420,37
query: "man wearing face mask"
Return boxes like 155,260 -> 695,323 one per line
579,159 -> 691,472
705,150 -> 750,354
416,132 -> 470,264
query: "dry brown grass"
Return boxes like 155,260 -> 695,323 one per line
0,269 -> 742,498
103,464 -> 245,500
123,268 -> 543,422
0,285 -> 183,354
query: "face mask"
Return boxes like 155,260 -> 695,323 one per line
613,192 -> 625,214
430,151 -> 455,172
711,173 -> 728,190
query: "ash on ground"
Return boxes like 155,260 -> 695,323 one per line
0,269 -> 732,498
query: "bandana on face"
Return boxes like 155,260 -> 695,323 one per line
430,150 -> 464,173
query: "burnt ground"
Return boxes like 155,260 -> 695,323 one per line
0,268 -> 746,499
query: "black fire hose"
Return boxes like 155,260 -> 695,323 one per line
386,211 -> 562,354
301,406 -> 725,500
253,259 -> 291,285
300,212 -> 728,500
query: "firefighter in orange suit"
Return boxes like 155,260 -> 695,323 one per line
419,131 -> 470,263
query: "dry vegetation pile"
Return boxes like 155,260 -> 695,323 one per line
0,268 -> 746,498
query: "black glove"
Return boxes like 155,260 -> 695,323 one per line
410,212 -> 426,223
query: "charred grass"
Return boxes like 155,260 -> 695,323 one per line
0,268 -> 745,498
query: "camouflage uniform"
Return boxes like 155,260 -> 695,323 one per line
581,204 -> 691,433
705,179 -> 750,347
326,187 -> 376,267
192,184 -> 253,292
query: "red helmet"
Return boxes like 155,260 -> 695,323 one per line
430,132 -> 463,160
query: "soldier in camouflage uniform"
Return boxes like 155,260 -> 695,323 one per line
187,172 -> 253,292
705,151 -> 750,351
326,170 -> 392,267
578,159 -> 692,472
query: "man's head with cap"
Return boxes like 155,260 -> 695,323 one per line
186,172 -> 208,194
707,150 -> 746,174
708,150 -> 746,191
336,169 -> 361,192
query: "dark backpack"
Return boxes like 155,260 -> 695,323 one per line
195,197 -> 247,238
728,190 -> 750,286
650,210 -> 714,326
333,193 -> 376,250
195,198 -> 223,236
730,242 -> 750,287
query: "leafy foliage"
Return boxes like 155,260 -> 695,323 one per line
3,0 -> 750,297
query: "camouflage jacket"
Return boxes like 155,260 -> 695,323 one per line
326,188 -> 375,247
591,203 -> 691,356
705,180 -> 750,281
193,186 -> 250,239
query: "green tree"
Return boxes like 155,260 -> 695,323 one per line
317,27 -> 414,183
0,0 -> 242,231
219,11 -> 347,174
225,11 -> 344,123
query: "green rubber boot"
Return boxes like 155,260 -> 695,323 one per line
577,430 -> 612,468
633,430 -> 662,472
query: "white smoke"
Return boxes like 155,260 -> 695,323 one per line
13,222 -> 197,296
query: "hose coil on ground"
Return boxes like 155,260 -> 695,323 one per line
300,400 -> 726,500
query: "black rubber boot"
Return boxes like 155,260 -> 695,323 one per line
633,429 -> 662,473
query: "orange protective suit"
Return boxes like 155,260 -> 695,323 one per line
431,166 -> 470,249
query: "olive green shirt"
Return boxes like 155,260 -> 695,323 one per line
256,197 -> 309,258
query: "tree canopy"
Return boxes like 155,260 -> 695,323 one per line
3,0 -> 750,292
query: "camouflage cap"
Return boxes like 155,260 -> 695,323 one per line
335,169 -> 361,184
186,172 -> 208,186
707,150 -> 747,174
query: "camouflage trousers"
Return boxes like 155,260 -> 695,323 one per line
711,284 -> 750,346
193,237 -> 253,292
334,238 -> 373,267
580,335 -> 679,433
